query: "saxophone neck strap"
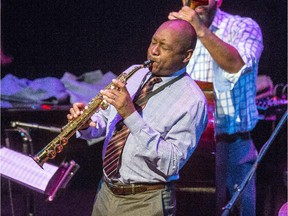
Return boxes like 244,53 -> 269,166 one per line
135,72 -> 186,106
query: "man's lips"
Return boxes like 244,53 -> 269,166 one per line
148,61 -> 157,71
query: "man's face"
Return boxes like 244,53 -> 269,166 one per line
194,0 -> 218,27
147,24 -> 188,76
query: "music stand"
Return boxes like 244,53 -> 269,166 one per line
0,147 -> 79,201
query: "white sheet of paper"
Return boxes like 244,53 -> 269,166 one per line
0,147 -> 58,193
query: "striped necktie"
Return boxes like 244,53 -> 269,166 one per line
103,75 -> 162,179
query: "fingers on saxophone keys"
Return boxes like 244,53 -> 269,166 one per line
68,103 -> 84,119
110,86 -> 121,92
67,113 -> 79,121
67,113 -> 73,121
68,108 -> 78,120
100,90 -> 116,102
112,79 -> 125,88
73,102 -> 85,113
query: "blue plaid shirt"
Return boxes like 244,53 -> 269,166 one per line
187,9 -> 264,135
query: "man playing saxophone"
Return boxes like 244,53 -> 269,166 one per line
67,19 -> 208,216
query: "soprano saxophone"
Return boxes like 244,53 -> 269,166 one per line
31,60 -> 152,168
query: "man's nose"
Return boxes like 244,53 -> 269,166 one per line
151,44 -> 160,56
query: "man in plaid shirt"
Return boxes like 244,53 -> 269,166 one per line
169,0 -> 263,215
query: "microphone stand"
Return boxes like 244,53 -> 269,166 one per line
18,128 -> 35,216
221,111 -> 288,216
6,127 -> 36,216
11,121 -> 61,133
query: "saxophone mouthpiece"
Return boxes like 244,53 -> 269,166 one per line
143,60 -> 153,68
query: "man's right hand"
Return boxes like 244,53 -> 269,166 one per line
67,102 -> 97,129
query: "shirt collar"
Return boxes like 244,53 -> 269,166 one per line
145,67 -> 186,80
169,67 -> 186,77
152,67 -> 186,82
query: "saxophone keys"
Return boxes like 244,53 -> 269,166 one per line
61,138 -> 68,146
100,100 -> 109,110
47,151 -> 56,159
56,145 -> 63,153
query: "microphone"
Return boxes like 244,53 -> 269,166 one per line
11,121 -> 61,133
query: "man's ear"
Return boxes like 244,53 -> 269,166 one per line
183,49 -> 194,64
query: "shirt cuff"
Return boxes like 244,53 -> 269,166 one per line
123,111 -> 146,134
76,123 -> 102,139
214,63 -> 251,92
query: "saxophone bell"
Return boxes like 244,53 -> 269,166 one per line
31,151 -> 50,169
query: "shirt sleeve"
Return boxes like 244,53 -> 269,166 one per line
214,17 -> 264,92
76,109 -> 108,140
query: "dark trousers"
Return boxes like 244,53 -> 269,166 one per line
215,133 -> 258,216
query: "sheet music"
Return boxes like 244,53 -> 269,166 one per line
0,147 -> 58,193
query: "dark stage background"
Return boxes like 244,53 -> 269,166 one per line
1,0 -> 287,85
1,1 -> 287,216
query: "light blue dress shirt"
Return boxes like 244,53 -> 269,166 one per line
77,65 -> 208,184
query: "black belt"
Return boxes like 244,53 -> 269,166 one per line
104,179 -> 168,195
215,132 -> 251,143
